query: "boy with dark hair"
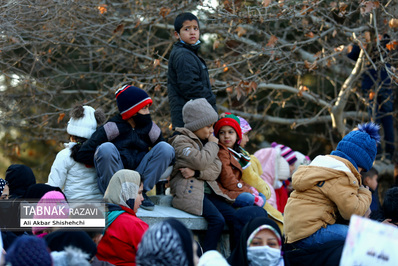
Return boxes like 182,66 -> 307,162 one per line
361,167 -> 380,212
167,12 -> 217,129
75,85 -> 175,210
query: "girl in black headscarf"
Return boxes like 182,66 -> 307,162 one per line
228,217 -> 285,266
23,183 -> 65,200
5,164 -> 36,199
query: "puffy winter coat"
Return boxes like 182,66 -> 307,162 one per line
48,142 -> 102,200
169,128 -> 233,216
96,205 -> 148,266
217,143 -> 252,199
284,155 -> 372,244
240,153 -> 284,233
75,114 -> 163,170
167,42 -> 217,128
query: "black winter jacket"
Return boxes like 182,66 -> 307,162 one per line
167,42 -> 217,128
74,114 -> 164,170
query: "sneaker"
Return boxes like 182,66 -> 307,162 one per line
141,192 -> 155,211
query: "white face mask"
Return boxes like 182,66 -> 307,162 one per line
247,246 -> 282,266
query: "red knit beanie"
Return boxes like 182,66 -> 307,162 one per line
214,112 -> 242,142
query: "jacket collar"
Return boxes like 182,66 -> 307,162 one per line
175,41 -> 200,53
171,127 -> 204,147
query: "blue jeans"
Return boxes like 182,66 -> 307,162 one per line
201,194 -> 226,252
206,193 -> 267,249
233,192 -> 266,208
94,141 -> 175,193
293,224 -> 348,250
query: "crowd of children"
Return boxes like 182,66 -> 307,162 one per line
0,11 -> 397,266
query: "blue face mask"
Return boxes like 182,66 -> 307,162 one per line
178,34 -> 201,46
247,246 -> 282,266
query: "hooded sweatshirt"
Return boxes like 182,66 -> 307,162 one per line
284,155 -> 371,244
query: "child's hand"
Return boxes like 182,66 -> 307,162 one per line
364,207 -> 371,218
208,134 -> 218,143
360,185 -> 370,190
382,219 -> 398,227
179,168 -> 195,179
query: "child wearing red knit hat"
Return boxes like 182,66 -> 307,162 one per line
214,113 -> 266,209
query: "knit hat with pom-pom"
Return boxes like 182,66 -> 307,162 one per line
331,122 -> 380,171
271,142 -> 297,166
67,105 -> 106,139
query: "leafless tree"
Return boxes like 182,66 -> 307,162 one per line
0,0 -> 397,176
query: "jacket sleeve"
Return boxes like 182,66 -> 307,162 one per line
328,176 -> 372,220
47,149 -> 73,189
198,157 -> 222,182
251,155 -> 263,176
174,53 -> 208,100
242,165 -> 272,200
197,142 -> 222,181
173,136 -> 219,172
149,122 -> 165,146
218,148 -> 252,198
74,126 -> 109,166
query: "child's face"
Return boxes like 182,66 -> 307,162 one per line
289,164 -> 295,176
240,132 -> 249,148
138,104 -> 150,115
0,184 -> 9,200
365,174 -> 378,191
193,124 -> 214,140
174,20 -> 200,45
249,229 -> 281,250
218,126 -> 237,148
134,183 -> 144,213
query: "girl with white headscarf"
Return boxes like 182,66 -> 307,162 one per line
96,169 -> 148,265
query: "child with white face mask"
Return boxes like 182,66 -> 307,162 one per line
228,217 -> 285,266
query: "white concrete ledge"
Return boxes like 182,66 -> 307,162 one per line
136,195 -> 208,230
137,205 -> 208,230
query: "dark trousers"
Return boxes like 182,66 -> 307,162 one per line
202,193 -> 267,251
370,93 -> 395,157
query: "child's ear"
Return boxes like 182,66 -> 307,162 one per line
174,31 -> 180,40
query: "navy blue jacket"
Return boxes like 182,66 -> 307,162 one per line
167,42 -> 217,128
75,114 -> 164,170
347,42 -> 393,98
